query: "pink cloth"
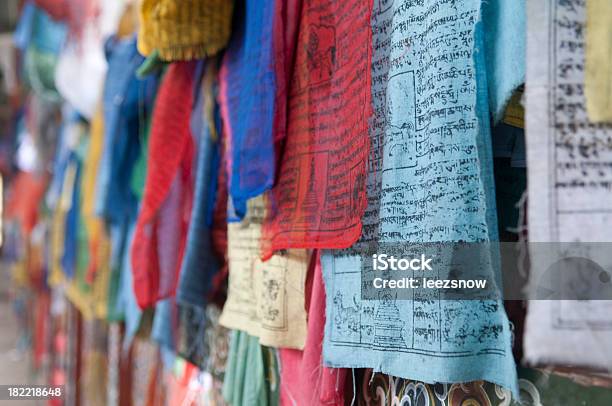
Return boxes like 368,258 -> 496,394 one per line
279,252 -> 347,406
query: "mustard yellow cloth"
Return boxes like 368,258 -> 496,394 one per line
585,0 -> 612,123
138,0 -> 233,61
503,89 -> 525,129
80,107 -> 112,320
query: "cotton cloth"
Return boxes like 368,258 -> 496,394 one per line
176,63 -> 223,307
585,0 -> 612,122
32,0 -> 112,40
222,330 -> 279,406
524,0 -> 612,372
13,3 -> 67,101
262,0 -> 372,258
138,0 -> 233,61
219,196 -> 308,349
96,36 -> 157,227
219,0 -> 286,212
279,252 -> 347,406
53,1 -> 124,118
321,0 -> 517,395
483,0 -> 526,122
118,222 -> 143,346
131,62 -> 196,309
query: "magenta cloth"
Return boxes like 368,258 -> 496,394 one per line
279,252 -> 347,406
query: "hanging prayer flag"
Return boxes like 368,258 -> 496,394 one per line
279,252 -> 347,406
138,0 -> 233,61
131,62 -> 196,309
585,0 -> 612,123
176,63 -> 223,308
219,196 -> 308,350
524,0 -> 612,371
261,0 -> 372,258
321,0 -> 518,395
219,0 -> 286,213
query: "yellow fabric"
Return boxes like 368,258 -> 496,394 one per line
11,260 -> 28,288
83,349 -> 109,406
503,89 -> 524,129
92,230 -> 111,319
118,2 -> 140,38
137,0 -> 233,61
585,0 -> 612,123
80,106 -> 111,320
82,107 -> 104,220
66,282 -> 95,320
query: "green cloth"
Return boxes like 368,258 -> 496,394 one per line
222,330 -> 279,406
129,115 -> 151,200
135,50 -> 165,79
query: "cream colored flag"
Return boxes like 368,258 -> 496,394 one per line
525,0 -> 612,370
220,196 -> 308,349
585,0 -> 612,122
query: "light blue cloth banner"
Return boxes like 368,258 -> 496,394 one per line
13,2 -> 67,53
152,298 -> 176,352
483,0 -> 526,122
322,0 -> 518,396
13,2 -> 36,51
118,222 -> 142,349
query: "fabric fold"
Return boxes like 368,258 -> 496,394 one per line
261,0 -> 373,258
138,0 -> 233,61
131,61 -> 197,309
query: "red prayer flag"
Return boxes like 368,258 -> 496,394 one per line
131,62 -> 196,309
262,0 -> 372,259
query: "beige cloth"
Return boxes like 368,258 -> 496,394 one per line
585,0 -> 612,122
525,0 -> 612,371
220,196 -> 308,349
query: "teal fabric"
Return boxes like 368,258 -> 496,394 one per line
322,0 -> 517,397
222,330 -> 272,406
483,0 -> 526,121
14,3 -> 67,100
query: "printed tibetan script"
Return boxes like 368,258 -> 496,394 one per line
220,196 -> 308,349
322,0 -> 517,393
525,0 -> 612,370
262,0 -> 372,258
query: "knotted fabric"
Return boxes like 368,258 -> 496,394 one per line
138,0 -> 233,61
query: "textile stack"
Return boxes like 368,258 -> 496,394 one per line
1,0 -> 612,405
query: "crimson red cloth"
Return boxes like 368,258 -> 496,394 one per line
279,252 -> 347,405
32,0 -> 70,20
5,171 -> 48,237
262,0 -> 372,259
32,0 -> 98,39
131,62 -> 196,309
